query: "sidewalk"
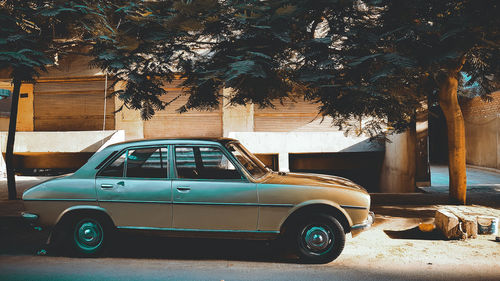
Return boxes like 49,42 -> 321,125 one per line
429,165 -> 500,186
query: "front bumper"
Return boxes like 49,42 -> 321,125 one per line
351,211 -> 375,237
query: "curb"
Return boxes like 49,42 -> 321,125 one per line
467,164 -> 500,175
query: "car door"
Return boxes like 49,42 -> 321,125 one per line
172,145 -> 258,231
95,146 -> 172,228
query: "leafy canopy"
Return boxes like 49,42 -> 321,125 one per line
0,0 -> 115,82
3,0 -> 498,134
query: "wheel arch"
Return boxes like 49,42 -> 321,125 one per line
280,201 -> 352,235
52,205 -> 116,237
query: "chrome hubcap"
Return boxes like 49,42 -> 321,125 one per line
303,225 -> 333,253
75,219 -> 103,250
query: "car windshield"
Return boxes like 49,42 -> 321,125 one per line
226,142 -> 269,179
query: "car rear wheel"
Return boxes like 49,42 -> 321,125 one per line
293,213 -> 345,264
69,216 -> 108,256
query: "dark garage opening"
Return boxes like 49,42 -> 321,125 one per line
289,151 -> 385,192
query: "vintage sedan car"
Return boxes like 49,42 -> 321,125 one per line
22,138 -> 374,263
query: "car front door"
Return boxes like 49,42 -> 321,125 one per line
95,146 -> 172,228
172,145 -> 258,231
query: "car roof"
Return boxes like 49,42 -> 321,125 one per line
105,137 -> 238,150
72,137 -> 239,178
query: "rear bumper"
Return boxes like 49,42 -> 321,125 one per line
21,212 -> 39,222
351,211 -> 374,237
21,212 -> 42,230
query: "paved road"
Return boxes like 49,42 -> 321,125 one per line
1,254 -> 498,281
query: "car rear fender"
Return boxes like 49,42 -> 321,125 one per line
55,205 -> 115,228
279,200 -> 353,234
47,205 -> 116,245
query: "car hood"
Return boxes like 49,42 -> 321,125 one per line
262,171 -> 368,193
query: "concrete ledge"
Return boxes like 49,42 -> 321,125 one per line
0,131 -> 125,174
0,130 -> 125,153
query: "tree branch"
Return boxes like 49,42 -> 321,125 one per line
454,53 -> 467,74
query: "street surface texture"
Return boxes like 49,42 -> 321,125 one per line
1,172 -> 500,281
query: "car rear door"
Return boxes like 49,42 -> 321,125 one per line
171,145 -> 258,231
95,146 -> 172,228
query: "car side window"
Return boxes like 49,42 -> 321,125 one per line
99,151 -> 126,177
126,147 -> 168,179
98,147 -> 168,178
175,146 -> 241,180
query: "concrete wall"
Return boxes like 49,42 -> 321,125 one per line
0,82 -> 35,132
222,88 -> 254,137
379,129 -> 417,193
464,115 -> 500,169
0,130 -> 124,153
0,117 -> 8,131
461,91 -> 500,170
0,130 -> 125,174
113,81 -> 144,140
229,132 -> 384,172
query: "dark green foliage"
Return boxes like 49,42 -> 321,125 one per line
89,0 -> 221,119
89,0 -> 496,133
0,0 -> 112,81
89,0 -> 299,118
285,0 -> 500,134
0,2 -> 51,81
3,0 -> 498,131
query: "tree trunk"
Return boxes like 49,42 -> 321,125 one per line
6,79 -> 21,200
438,75 -> 467,204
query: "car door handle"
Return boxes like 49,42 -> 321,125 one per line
176,187 -> 191,192
101,184 -> 114,189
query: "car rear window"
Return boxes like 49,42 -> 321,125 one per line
95,151 -> 118,170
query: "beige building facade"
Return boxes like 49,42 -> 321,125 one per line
0,55 -> 448,193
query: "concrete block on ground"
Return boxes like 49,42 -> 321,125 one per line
454,213 -> 478,239
435,209 -> 466,240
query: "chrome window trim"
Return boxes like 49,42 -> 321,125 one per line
172,144 -> 249,182
225,141 -> 270,181
96,144 -> 170,179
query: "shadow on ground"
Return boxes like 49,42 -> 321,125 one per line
372,205 -> 438,219
0,216 -> 295,263
383,227 -> 446,240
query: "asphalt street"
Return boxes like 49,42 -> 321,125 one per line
0,253 -> 498,281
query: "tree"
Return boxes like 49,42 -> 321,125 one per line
303,0 -> 499,204
1,2 -> 53,199
84,0 -> 500,204
0,0 -> 110,199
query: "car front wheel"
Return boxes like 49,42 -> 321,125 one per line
293,213 -> 345,264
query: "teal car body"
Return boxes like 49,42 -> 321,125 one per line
22,138 -> 374,263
